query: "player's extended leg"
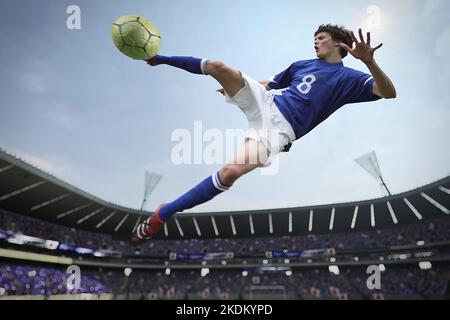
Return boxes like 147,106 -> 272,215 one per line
131,139 -> 269,244
147,55 -> 245,98
219,138 -> 270,185
203,60 -> 245,99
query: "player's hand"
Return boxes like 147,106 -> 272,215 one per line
216,88 -> 225,96
340,28 -> 383,64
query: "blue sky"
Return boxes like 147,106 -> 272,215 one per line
0,0 -> 449,213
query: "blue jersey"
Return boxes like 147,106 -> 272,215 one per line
268,59 -> 381,140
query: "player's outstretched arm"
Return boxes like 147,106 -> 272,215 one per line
340,29 -> 397,99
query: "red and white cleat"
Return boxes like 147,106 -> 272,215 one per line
130,204 -> 166,245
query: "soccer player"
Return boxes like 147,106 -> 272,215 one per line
131,24 -> 396,244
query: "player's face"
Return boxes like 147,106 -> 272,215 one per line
314,32 -> 339,59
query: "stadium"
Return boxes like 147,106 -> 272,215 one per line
1,148 -> 449,300
1,0 -> 449,304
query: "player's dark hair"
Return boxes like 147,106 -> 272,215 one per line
314,24 -> 353,58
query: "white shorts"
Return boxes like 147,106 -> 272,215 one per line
224,72 -> 296,166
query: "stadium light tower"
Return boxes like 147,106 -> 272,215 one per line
140,171 -> 162,211
354,151 -> 392,197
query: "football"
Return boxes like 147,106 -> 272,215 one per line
112,15 -> 161,60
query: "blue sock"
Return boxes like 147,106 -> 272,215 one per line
159,172 -> 231,221
153,55 -> 208,75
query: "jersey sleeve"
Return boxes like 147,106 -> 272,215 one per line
267,63 -> 295,90
344,69 -> 382,104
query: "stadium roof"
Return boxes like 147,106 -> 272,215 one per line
0,148 -> 449,240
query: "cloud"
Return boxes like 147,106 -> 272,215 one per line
434,27 -> 450,80
422,0 -> 449,18
435,27 -> 450,58
43,109 -> 77,131
18,72 -> 46,94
